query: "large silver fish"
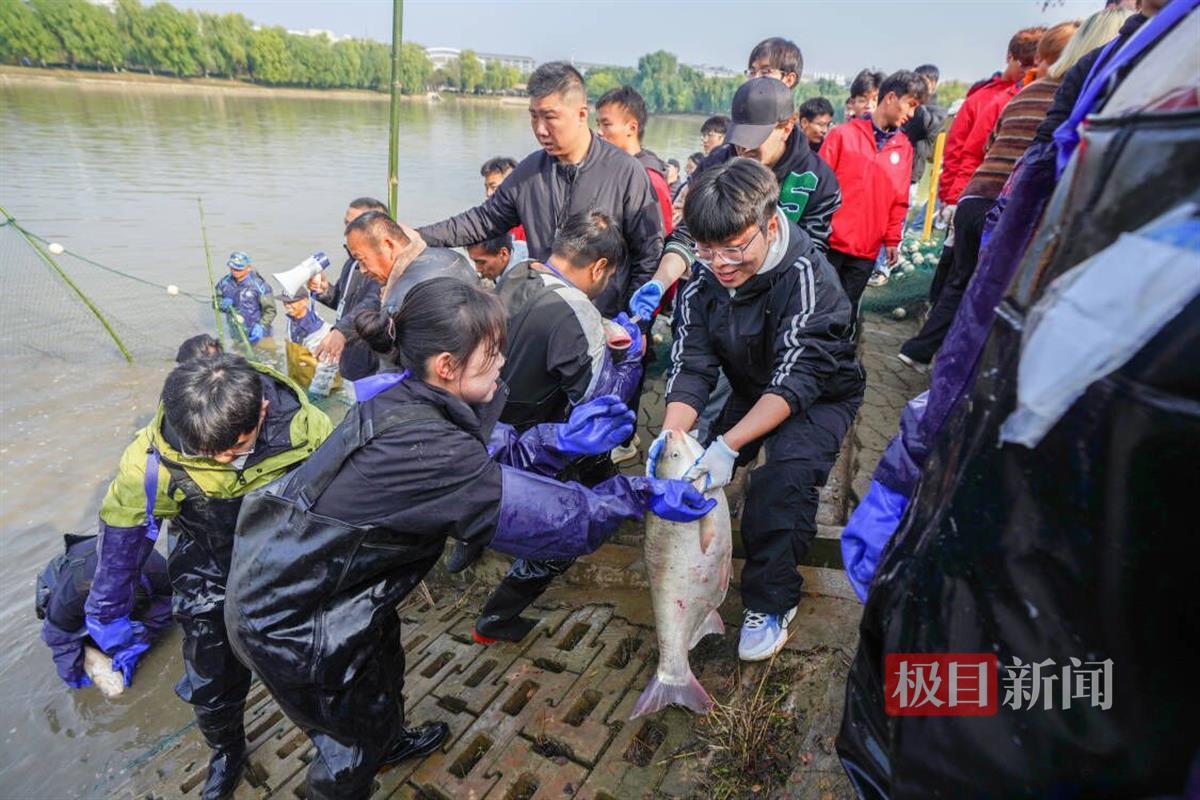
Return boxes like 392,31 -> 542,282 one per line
631,430 -> 732,718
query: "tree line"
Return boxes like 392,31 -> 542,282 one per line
1,0 -> 922,115
586,51 -> 851,118
0,0 -> 438,93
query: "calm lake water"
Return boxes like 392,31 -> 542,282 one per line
0,78 -> 704,797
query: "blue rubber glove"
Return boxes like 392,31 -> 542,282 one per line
645,430 -> 670,477
557,396 -> 636,457
648,479 -> 717,522
218,297 -> 233,312
65,673 -> 92,690
613,312 -> 645,358
248,322 -> 265,343
628,280 -> 664,319
86,614 -> 139,654
684,436 -> 739,491
111,636 -> 151,686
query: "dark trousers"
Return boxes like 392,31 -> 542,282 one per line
901,197 -> 991,364
827,250 -> 876,313
475,558 -> 575,640
251,622 -> 408,800
475,425 -> 620,641
170,537 -> 252,753
712,392 -> 861,614
927,243 -> 956,307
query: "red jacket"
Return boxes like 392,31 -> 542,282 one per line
938,77 -> 1020,204
822,118 -> 912,260
646,166 -> 675,236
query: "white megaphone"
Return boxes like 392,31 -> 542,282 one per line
274,252 -> 332,300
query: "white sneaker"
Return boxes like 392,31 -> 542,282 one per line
737,606 -> 797,661
897,352 -> 930,375
610,434 -> 641,465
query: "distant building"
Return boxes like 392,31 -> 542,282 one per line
426,47 -> 536,75
287,28 -> 351,43
687,63 -> 740,80
569,60 -> 624,75
804,71 -> 849,85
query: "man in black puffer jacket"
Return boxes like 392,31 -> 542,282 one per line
417,62 -> 663,318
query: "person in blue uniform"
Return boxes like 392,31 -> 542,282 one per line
215,250 -> 276,345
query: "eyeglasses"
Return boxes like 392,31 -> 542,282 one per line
180,438 -> 256,462
745,67 -> 785,79
695,228 -> 763,266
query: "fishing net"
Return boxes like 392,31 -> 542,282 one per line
860,231 -> 947,317
0,215 -> 296,367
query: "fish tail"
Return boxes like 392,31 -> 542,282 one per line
629,671 -> 713,719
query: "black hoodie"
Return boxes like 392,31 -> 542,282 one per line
665,210 -> 862,416
665,128 -> 841,262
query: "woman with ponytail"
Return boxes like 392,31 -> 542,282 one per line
224,277 -> 712,799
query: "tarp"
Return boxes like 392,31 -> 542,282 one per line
837,14 -> 1200,795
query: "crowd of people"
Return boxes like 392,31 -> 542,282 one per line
33,5 -> 1173,797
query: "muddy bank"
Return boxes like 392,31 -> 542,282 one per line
0,65 -> 529,106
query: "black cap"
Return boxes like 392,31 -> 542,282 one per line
727,77 -> 795,149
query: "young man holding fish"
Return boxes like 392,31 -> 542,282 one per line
652,158 -> 864,661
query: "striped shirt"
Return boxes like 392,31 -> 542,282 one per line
961,78 -> 1062,201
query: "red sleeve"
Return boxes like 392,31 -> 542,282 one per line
938,98 -> 976,205
647,168 -> 674,236
820,126 -> 843,171
960,93 -> 1010,183
886,142 -> 913,248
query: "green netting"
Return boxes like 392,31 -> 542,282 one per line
0,215 -> 266,365
0,214 -> 354,417
860,231 -> 947,316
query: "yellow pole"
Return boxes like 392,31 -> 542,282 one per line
922,131 -> 947,242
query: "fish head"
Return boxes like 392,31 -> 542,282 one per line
652,430 -> 705,481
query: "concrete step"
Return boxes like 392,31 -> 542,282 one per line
456,536 -> 855,603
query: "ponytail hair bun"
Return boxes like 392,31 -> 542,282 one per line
361,277 -> 505,377
353,309 -> 396,355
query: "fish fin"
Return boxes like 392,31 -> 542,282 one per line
688,608 -> 725,650
630,671 -> 713,720
698,515 -> 716,554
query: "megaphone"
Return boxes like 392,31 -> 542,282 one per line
274,252 -> 331,300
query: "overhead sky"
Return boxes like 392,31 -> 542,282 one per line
171,0 -> 1102,82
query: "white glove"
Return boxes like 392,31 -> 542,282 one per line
684,436 -> 738,490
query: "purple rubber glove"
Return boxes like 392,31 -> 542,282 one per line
648,479 -> 717,522
628,280 -> 664,319
557,396 -> 637,457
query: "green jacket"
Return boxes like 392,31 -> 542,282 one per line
99,363 -> 332,529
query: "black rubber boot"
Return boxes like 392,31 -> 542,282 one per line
473,573 -> 555,643
380,722 -> 450,766
195,709 -> 247,800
